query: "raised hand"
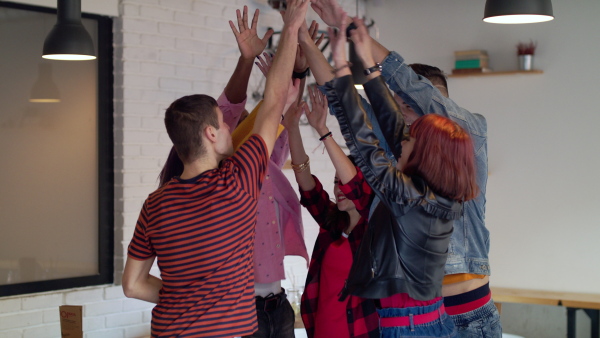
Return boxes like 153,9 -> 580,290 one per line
255,52 -> 273,78
229,6 -> 274,59
349,17 -> 375,68
284,78 -> 302,112
281,0 -> 310,31
281,102 -> 304,131
308,20 -> 326,49
305,85 -> 329,135
328,11 -> 349,65
295,20 -> 324,72
310,0 -> 348,28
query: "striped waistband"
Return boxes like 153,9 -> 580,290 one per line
444,282 -> 491,315
379,305 -> 446,327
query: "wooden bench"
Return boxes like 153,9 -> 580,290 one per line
491,286 -> 600,338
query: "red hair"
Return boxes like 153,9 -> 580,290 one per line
403,114 -> 478,201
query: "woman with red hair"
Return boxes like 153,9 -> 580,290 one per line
315,14 -> 478,338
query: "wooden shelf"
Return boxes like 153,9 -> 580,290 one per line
448,69 -> 543,77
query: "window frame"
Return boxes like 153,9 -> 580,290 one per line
0,1 -> 114,297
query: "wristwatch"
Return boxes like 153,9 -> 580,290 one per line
363,63 -> 382,76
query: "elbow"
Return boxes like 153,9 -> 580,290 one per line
121,275 -> 137,299
122,282 -> 135,299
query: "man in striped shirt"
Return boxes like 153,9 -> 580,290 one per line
121,1 -> 309,337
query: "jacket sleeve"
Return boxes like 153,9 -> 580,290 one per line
363,77 -> 405,160
323,75 -> 421,210
380,51 -> 488,146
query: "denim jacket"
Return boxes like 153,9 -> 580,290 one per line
381,51 -> 491,276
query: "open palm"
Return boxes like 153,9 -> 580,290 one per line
229,6 -> 273,59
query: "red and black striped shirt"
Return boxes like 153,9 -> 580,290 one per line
128,135 -> 268,338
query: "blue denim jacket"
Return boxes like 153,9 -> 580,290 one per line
381,51 -> 490,276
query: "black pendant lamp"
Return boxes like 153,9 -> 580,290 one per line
483,0 -> 554,24
42,0 -> 96,60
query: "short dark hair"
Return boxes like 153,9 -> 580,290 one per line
164,94 -> 219,163
409,63 -> 448,96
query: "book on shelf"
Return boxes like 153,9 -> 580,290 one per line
454,49 -> 488,61
455,58 -> 489,69
451,67 -> 493,75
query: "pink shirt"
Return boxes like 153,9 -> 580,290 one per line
218,92 -> 309,283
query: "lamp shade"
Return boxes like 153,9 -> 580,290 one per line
483,0 -> 554,24
30,64 -> 61,103
42,0 -> 96,60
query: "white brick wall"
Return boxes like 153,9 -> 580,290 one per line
0,0 -> 365,337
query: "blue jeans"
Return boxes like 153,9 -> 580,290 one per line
448,298 -> 501,338
243,292 -> 295,338
378,300 -> 457,338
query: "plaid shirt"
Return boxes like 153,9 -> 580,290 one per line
299,170 -> 379,338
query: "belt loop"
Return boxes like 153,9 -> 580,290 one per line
409,313 -> 414,331
438,307 -> 443,323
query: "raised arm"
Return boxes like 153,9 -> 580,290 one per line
237,0 -> 308,155
221,6 -> 274,128
298,20 -> 334,86
304,85 -> 356,184
226,6 -> 273,104
324,17 -> 410,208
281,101 -> 314,192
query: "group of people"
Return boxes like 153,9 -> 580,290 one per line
122,0 -> 500,337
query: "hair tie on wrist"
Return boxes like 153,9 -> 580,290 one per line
292,68 -> 310,79
319,131 -> 332,141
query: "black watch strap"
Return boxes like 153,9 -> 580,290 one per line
363,63 -> 382,76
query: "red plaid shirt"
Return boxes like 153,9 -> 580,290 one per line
299,170 -> 379,338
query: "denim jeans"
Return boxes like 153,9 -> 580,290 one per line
448,299 -> 502,338
243,294 -> 295,338
377,300 -> 457,338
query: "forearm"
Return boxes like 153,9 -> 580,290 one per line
130,275 -> 162,304
122,257 -> 162,304
370,36 -> 391,65
253,28 -> 298,151
381,52 -> 439,117
299,38 -> 334,85
287,125 -> 315,191
321,133 -> 356,185
363,76 -> 404,160
223,56 -> 254,104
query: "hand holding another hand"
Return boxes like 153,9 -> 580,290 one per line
349,17 -> 376,69
281,0 -> 310,32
